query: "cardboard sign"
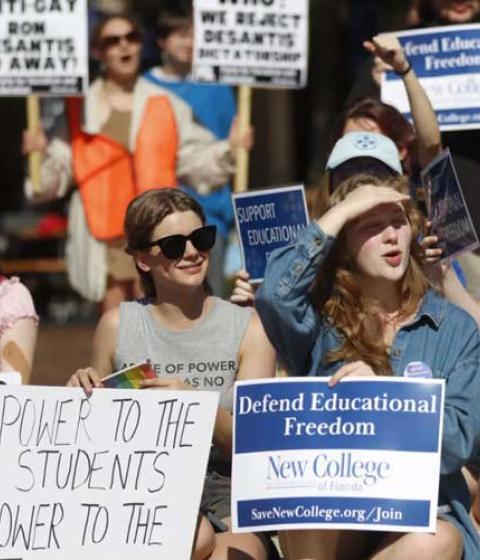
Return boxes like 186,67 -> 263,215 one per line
0,371 -> 22,385
382,24 -> 480,131
422,148 -> 480,259
192,0 -> 309,88
232,378 -> 444,533
0,0 -> 88,95
0,385 -> 218,559
232,185 -> 309,282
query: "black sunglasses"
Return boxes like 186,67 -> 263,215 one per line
144,225 -> 216,259
99,29 -> 141,50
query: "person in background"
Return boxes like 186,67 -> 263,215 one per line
255,172 -> 480,560
362,33 -> 441,169
143,3 -> 237,296
0,274 -> 38,384
310,31 -> 441,221
22,14 -> 250,311
232,132 -> 406,306
67,188 -> 276,559
348,0 -> 480,299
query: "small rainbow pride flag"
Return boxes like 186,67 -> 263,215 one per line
101,362 -> 156,389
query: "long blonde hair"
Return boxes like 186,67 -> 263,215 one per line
310,174 -> 429,374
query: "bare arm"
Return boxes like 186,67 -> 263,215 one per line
0,318 -> 38,384
440,266 -> 480,327
365,33 -> 441,167
213,310 -> 276,457
422,231 -> 480,327
66,307 -> 119,392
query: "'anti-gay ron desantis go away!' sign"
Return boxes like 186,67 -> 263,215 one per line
0,0 -> 88,95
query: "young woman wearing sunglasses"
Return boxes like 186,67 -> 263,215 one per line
255,174 -> 480,560
67,188 -> 276,560
22,14 -> 251,312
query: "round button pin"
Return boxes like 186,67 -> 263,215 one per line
403,361 -> 433,379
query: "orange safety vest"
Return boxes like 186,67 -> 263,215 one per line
66,95 -> 178,241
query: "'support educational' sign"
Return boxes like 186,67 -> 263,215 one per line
0,0 -> 88,95
0,385 -> 218,559
381,24 -> 480,131
232,378 -> 444,533
192,0 -> 309,88
422,148 -> 480,259
232,185 -> 309,282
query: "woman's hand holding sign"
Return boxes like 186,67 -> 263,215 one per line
328,361 -> 376,387
22,128 -> 48,156
67,367 -> 103,395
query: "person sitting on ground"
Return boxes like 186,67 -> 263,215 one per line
255,172 -> 480,560
0,273 -> 38,384
67,188 -> 276,560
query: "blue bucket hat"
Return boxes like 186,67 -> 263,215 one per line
326,132 -> 402,174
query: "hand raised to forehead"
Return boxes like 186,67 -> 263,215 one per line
338,184 -> 410,219
318,184 -> 410,238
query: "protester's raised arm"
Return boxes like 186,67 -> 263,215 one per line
365,33 -> 441,167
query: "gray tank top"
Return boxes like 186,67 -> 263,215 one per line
115,297 -> 252,411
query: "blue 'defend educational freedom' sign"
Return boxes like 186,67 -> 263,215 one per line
232,185 -> 309,282
232,378 -> 445,533
381,24 -> 480,131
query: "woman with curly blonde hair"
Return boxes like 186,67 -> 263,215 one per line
256,173 -> 480,560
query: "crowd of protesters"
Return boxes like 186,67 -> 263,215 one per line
4,0 -> 480,559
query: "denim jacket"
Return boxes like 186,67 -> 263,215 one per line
256,221 -> 480,557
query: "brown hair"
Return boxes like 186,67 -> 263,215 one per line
91,14 -> 142,50
124,188 -> 208,298
332,97 -> 417,175
156,4 -> 193,40
310,174 -> 428,375
311,98 -> 416,220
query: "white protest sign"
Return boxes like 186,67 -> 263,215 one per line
232,378 -> 444,533
381,24 -> 480,131
193,0 -> 309,88
0,371 -> 22,385
0,0 -> 88,95
0,385 -> 219,559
